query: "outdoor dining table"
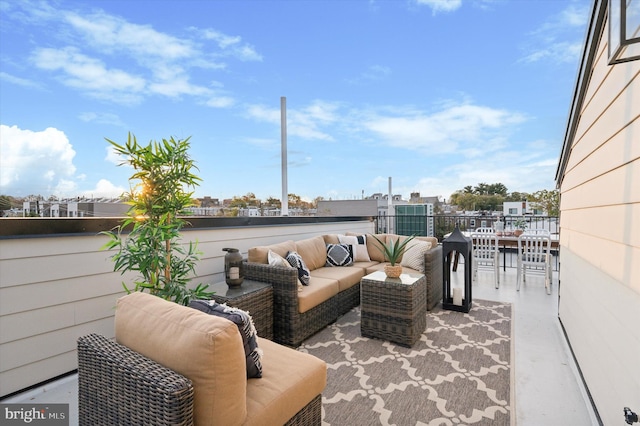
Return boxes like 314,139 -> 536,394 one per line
445,231 -> 560,271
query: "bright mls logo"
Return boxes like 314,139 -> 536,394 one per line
1,404 -> 68,425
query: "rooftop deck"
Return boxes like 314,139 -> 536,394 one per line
2,258 -> 600,425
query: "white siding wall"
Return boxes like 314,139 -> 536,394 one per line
0,220 -> 374,397
558,17 -> 640,425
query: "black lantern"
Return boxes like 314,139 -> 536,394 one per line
442,225 -> 473,313
223,248 -> 244,287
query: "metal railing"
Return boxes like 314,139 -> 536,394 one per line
374,214 -> 559,241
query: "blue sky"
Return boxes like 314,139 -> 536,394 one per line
0,0 -> 591,202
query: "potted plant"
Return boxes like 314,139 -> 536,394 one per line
369,234 -> 416,278
101,133 -> 212,305
513,218 -> 527,236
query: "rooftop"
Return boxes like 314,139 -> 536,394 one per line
2,260 -> 600,425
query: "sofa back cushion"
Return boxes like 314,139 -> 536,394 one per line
115,292 -> 247,426
295,235 -> 327,271
362,233 -> 389,263
322,234 -> 341,244
416,236 -> 438,248
248,240 -> 296,264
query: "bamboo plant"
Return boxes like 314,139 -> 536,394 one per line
101,133 -> 212,305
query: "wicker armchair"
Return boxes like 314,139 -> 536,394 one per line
78,333 -> 194,426
78,333 -> 322,426
78,292 -> 326,426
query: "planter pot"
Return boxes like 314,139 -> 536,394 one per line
384,264 -> 403,278
514,229 -> 524,237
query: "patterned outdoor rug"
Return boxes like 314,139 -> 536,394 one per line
298,299 -> 514,426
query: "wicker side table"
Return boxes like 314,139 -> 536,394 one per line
360,271 -> 427,347
209,280 -> 273,340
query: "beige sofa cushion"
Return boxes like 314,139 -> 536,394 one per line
248,240 -> 296,264
322,234 -> 340,244
115,292 -> 247,426
295,235 -> 327,271
310,266 -> 365,292
416,236 -> 438,247
244,338 -> 326,426
364,233 -> 389,263
386,234 -> 414,263
298,276 -> 339,313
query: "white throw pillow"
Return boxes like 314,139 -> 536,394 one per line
400,240 -> 432,271
338,234 -> 371,262
268,249 -> 289,267
268,250 -> 303,291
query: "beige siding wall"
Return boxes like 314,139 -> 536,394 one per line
0,220 -> 374,397
558,18 -> 640,426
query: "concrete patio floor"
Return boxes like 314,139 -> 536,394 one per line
2,260 -> 600,425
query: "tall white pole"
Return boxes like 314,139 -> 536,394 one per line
281,97 -> 289,216
388,176 -> 393,233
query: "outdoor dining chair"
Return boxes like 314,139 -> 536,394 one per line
517,233 -> 552,294
474,227 -> 495,233
471,232 -> 500,288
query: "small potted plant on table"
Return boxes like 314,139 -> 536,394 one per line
370,234 -> 415,278
513,218 -> 527,237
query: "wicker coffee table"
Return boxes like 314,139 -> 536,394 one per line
360,271 -> 427,347
209,279 -> 273,340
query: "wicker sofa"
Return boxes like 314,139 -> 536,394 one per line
77,292 -> 326,426
245,233 -> 443,347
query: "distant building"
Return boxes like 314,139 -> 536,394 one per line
22,199 -> 128,217
395,204 -> 435,237
316,199 -> 378,216
503,201 -> 545,216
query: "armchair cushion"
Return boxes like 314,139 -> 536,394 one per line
115,291 -> 247,426
189,300 -> 263,379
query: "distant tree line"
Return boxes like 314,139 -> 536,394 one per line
1,184 -> 559,218
448,183 -> 559,216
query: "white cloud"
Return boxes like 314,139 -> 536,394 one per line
521,2 -> 590,64
200,29 -> 263,61
64,11 -> 195,60
78,112 -> 125,127
205,96 -> 236,108
80,179 -> 127,198
362,102 -> 526,155
6,3 -> 261,106
0,72 -> 41,88
415,0 -> 462,14
105,145 -> 122,166
347,65 -> 392,85
32,47 -> 146,103
405,144 -> 558,200
246,100 -> 339,141
0,124 -> 77,196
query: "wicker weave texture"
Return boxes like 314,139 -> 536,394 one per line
284,394 -> 322,425
212,284 -> 274,340
244,261 -> 360,347
77,333 -> 194,426
360,273 -> 427,347
424,244 -> 443,310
